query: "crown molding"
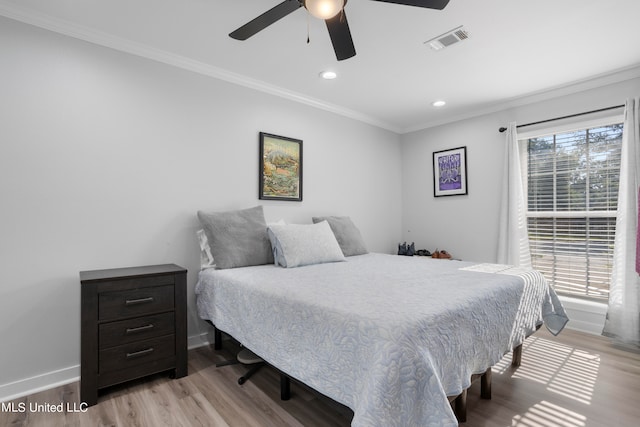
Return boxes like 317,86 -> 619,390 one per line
0,1 -> 401,134
402,64 -> 640,134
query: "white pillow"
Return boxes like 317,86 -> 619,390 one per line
197,229 -> 216,269
267,221 -> 346,268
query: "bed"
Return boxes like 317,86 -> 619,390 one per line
194,206 -> 567,426
195,251 -> 568,427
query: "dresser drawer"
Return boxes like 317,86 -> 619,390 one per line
98,285 -> 174,321
99,334 -> 175,373
99,312 -> 175,349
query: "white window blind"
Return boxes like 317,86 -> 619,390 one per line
524,122 -> 623,300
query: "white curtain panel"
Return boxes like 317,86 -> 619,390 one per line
603,97 -> 640,347
497,122 -> 532,268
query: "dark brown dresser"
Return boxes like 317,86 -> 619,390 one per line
80,264 -> 187,406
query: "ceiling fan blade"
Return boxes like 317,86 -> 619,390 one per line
325,12 -> 356,61
229,0 -> 302,40
369,0 -> 450,10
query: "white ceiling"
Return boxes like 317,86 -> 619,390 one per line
2,0 -> 640,133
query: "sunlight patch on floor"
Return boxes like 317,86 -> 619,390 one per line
494,336 -> 600,405
512,400 -> 587,427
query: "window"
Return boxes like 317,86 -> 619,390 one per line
523,121 -> 623,300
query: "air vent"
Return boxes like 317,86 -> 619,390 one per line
424,26 -> 470,51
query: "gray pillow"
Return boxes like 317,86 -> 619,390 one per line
312,216 -> 368,256
267,221 -> 346,268
197,206 -> 273,269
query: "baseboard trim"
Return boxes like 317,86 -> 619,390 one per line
565,319 -> 604,335
559,295 -> 607,336
0,333 -> 215,403
0,366 -> 79,403
188,331 -> 214,350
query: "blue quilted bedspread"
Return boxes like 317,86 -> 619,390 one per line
196,253 -> 568,426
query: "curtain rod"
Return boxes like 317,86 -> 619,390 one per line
498,104 -> 625,133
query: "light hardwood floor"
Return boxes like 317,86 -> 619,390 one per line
2,328 -> 639,426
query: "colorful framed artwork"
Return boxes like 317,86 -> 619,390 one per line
259,132 -> 303,201
433,146 -> 468,197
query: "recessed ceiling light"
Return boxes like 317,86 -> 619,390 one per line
432,100 -> 446,107
320,70 -> 337,80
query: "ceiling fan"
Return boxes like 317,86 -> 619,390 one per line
229,0 -> 450,61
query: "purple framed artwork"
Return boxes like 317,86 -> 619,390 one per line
433,146 -> 468,197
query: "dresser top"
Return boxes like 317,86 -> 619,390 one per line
80,264 -> 187,283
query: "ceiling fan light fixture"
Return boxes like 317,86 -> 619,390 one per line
304,0 -> 345,20
230,0 -> 448,61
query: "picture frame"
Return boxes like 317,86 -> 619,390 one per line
259,132 -> 303,201
433,146 -> 468,197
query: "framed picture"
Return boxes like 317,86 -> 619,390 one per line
259,132 -> 303,201
433,146 -> 468,197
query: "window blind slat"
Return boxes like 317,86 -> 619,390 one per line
525,123 -> 622,300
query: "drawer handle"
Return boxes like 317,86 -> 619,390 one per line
126,347 -> 154,359
125,296 -> 154,306
125,324 -> 154,334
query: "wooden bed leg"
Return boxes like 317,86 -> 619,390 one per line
280,373 -> 290,401
455,389 -> 467,423
481,367 -> 491,399
214,326 -> 222,350
512,344 -> 523,367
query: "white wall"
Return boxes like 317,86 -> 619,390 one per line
0,17 -> 402,399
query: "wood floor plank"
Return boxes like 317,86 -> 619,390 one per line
2,328 -> 639,426
87,396 -> 123,427
193,368 -> 267,427
179,392 -> 231,427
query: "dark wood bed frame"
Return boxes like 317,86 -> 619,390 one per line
209,322 -> 535,423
